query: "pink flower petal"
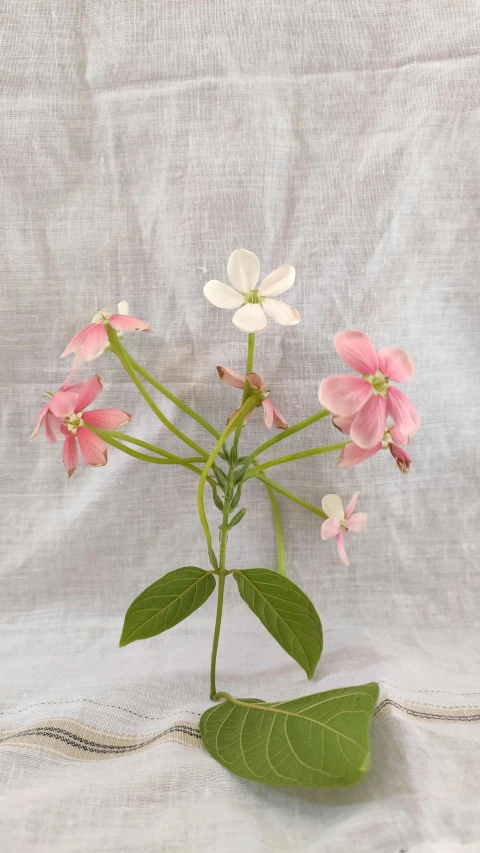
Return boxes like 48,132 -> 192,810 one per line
337,442 -> 380,468
108,314 -> 151,332
61,325 -> 91,358
262,397 -> 274,428
271,405 -> 288,430
345,491 -> 360,518
262,298 -> 300,326
227,249 -> 260,293
320,517 -> 341,540
390,424 -> 409,445
62,433 -> 79,477
389,443 -> 412,473
76,427 -> 108,467
258,265 -> 295,297
203,280 -> 245,309
59,353 -> 83,388
30,403 -> 50,442
378,347 -> 415,382
336,532 -> 349,566
49,390 -> 79,418
82,409 -> 131,430
45,413 -> 63,443
232,303 -> 267,333
350,394 -> 387,449
245,372 -> 265,391
216,366 -> 246,389
387,387 -> 420,436
334,331 -> 379,374
347,511 -> 368,532
332,414 -> 355,435
78,325 -> 109,361
74,376 -> 103,412
318,375 -> 373,417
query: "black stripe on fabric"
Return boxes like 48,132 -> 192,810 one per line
0,724 -> 202,755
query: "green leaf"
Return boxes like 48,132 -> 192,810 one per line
228,508 -> 247,529
200,683 -> 379,788
120,567 -> 215,647
230,486 -> 242,510
233,569 -> 322,678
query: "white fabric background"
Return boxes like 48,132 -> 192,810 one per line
1,1 -> 480,850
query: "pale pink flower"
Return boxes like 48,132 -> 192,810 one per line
61,301 -> 151,362
30,358 -> 86,443
217,366 -> 288,430
204,249 -> 300,333
58,375 -> 131,476
319,331 -> 419,450
320,492 -> 367,566
333,415 -> 412,473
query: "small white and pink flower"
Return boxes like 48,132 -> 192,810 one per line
321,492 -> 367,566
61,301 -> 151,362
319,331 -> 419,449
333,415 -> 412,473
217,366 -> 288,430
204,249 -> 300,333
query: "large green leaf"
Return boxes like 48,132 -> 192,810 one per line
233,569 -> 323,678
120,567 -> 215,647
200,683 -> 379,788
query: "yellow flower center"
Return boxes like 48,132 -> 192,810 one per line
64,412 -> 83,435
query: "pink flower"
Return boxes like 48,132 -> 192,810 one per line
30,359 -> 87,443
217,366 -> 288,430
58,375 -> 131,476
333,416 -> 412,473
320,492 -> 367,566
61,301 -> 151,362
318,331 -> 419,449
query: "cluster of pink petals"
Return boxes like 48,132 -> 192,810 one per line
61,302 -> 151,362
217,366 -> 288,430
320,492 -> 367,566
32,375 -> 130,477
319,331 -> 419,449
333,415 -> 412,473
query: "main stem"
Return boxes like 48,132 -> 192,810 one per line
210,454 -> 236,699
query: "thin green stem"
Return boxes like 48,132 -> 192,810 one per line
253,472 -> 327,519
197,398 -> 257,567
232,333 -> 256,451
84,425 -> 206,476
123,348 -> 221,441
106,324 -> 209,460
244,441 -> 349,479
264,478 -> 286,576
243,408 -> 330,466
210,572 -> 226,699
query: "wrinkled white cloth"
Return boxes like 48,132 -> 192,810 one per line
1,1 -> 480,851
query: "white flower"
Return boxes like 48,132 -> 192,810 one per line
203,249 -> 300,333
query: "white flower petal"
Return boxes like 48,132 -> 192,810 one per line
203,280 -> 245,309
258,264 -> 295,297
262,298 -> 300,326
322,493 -> 345,521
232,303 -> 267,333
227,249 -> 260,293
117,300 -> 129,315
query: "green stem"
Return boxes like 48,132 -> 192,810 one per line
244,441 -> 349,479
253,472 -> 327,519
243,408 -> 330,466
210,572 -> 226,700
84,425 -> 206,476
197,398 -> 257,568
106,324 -> 209,460
232,333 -> 256,451
123,348 -> 220,441
264,478 -> 286,576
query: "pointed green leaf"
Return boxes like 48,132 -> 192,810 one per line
233,568 -> 322,678
120,567 -> 215,647
200,683 -> 379,788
